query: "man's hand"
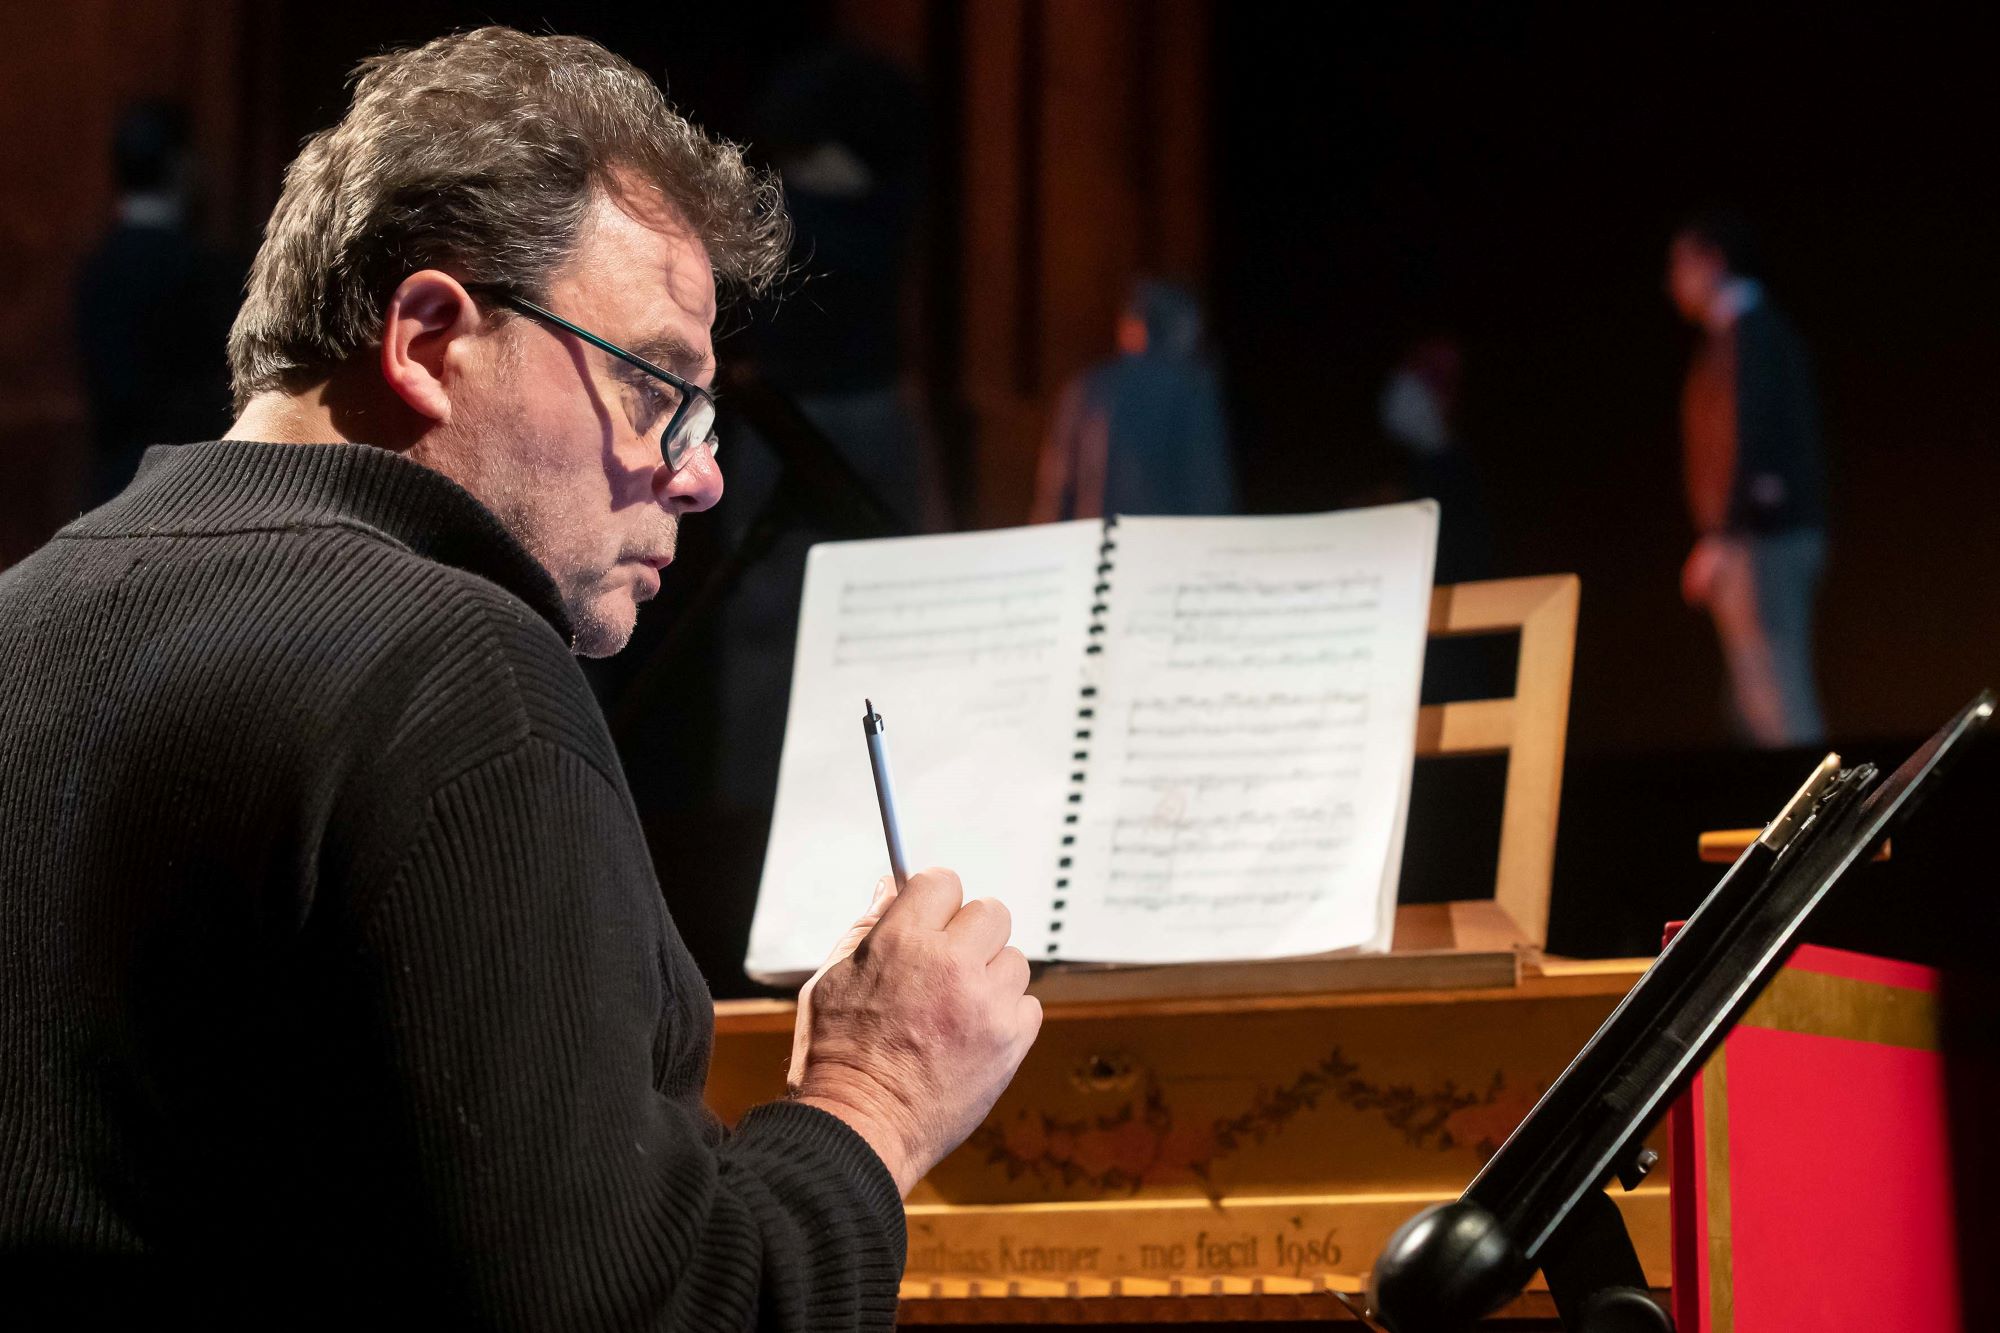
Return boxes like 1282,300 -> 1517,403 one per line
787,876 -> 898,1096
788,867 -> 1042,1196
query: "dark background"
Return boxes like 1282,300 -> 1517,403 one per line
145,3 -> 2000,753
1214,6 -> 1999,753
1,2 -> 1993,984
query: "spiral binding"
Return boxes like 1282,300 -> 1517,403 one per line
1048,516 -> 1117,957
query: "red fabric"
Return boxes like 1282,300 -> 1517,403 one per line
1669,1062 -> 1704,1333
1725,1027 -> 1958,1330
1669,941 -> 1959,1331
1786,941 -> 1939,992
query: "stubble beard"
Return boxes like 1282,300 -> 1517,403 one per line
447,392 -> 650,660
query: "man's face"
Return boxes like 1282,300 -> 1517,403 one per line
453,179 -> 724,657
1666,234 -> 1725,326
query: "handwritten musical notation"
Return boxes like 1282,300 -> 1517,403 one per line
750,505 -> 1435,974
831,564 -> 1074,669
1100,883 -> 1345,916
1109,833 -> 1348,860
1058,507 -> 1436,960
838,564 -> 1072,615
1092,687 -> 1371,912
1120,573 -> 1385,667
752,521 -> 1108,981
1114,766 -> 1362,795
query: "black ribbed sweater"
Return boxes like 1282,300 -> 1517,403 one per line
0,441 -> 903,1329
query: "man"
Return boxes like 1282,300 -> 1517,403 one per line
73,101 -> 240,502
1377,333 -> 1491,586
0,28 -> 1038,1329
1668,211 -> 1830,747
1028,279 -> 1236,522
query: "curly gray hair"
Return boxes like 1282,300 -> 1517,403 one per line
227,26 -> 788,409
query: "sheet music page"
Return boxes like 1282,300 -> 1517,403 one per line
745,521 -> 1103,981
1057,502 -> 1438,963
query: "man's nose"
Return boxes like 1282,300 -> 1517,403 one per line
657,444 -> 723,514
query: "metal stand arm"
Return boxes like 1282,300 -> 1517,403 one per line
1539,1189 -> 1672,1332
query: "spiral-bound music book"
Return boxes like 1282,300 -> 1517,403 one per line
744,501 -> 1439,984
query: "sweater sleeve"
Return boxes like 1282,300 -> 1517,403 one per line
312,736 -> 904,1331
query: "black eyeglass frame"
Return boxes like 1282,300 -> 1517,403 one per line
487,291 -> 719,469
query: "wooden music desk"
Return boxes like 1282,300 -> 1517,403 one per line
709,575 -> 1618,1326
710,957 -> 1665,1326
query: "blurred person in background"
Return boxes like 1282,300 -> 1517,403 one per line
73,102 -> 239,504
1378,332 -> 1491,584
1030,278 -> 1236,521
1668,210 -> 1829,748
734,45 -> 940,533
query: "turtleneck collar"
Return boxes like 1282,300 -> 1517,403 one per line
66,440 -> 574,646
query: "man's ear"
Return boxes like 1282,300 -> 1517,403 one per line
379,270 -> 485,424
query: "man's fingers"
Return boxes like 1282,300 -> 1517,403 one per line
987,944 -> 1031,994
876,866 -> 963,932
946,896 -> 1013,959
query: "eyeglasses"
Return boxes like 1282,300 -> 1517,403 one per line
495,293 -> 719,471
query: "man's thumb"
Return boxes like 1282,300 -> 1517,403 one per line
829,877 -> 898,967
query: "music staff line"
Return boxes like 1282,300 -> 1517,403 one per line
1161,648 -> 1372,671
1155,567 -> 1383,589
841,565 -> 1071,594
1108,806 -> 1350,831
1128,690 -> 1369,712
832,638 -> 1061,668
1142,625 -> 1378,650
1104,876 -> 1352,896
1108,834 -> 1349,859
1113,766 -> 1361,793
834,614 -> 1061,646
1116,744 -> 1359,764
1125,720 -> 1364,740
1103,870 -> 1351,893
837,589 -> 1070,618
1144,599 -> 1383,620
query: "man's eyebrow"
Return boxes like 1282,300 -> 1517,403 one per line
626,334 -> 714,384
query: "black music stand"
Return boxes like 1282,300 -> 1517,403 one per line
1367,690 -> 1995,1333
